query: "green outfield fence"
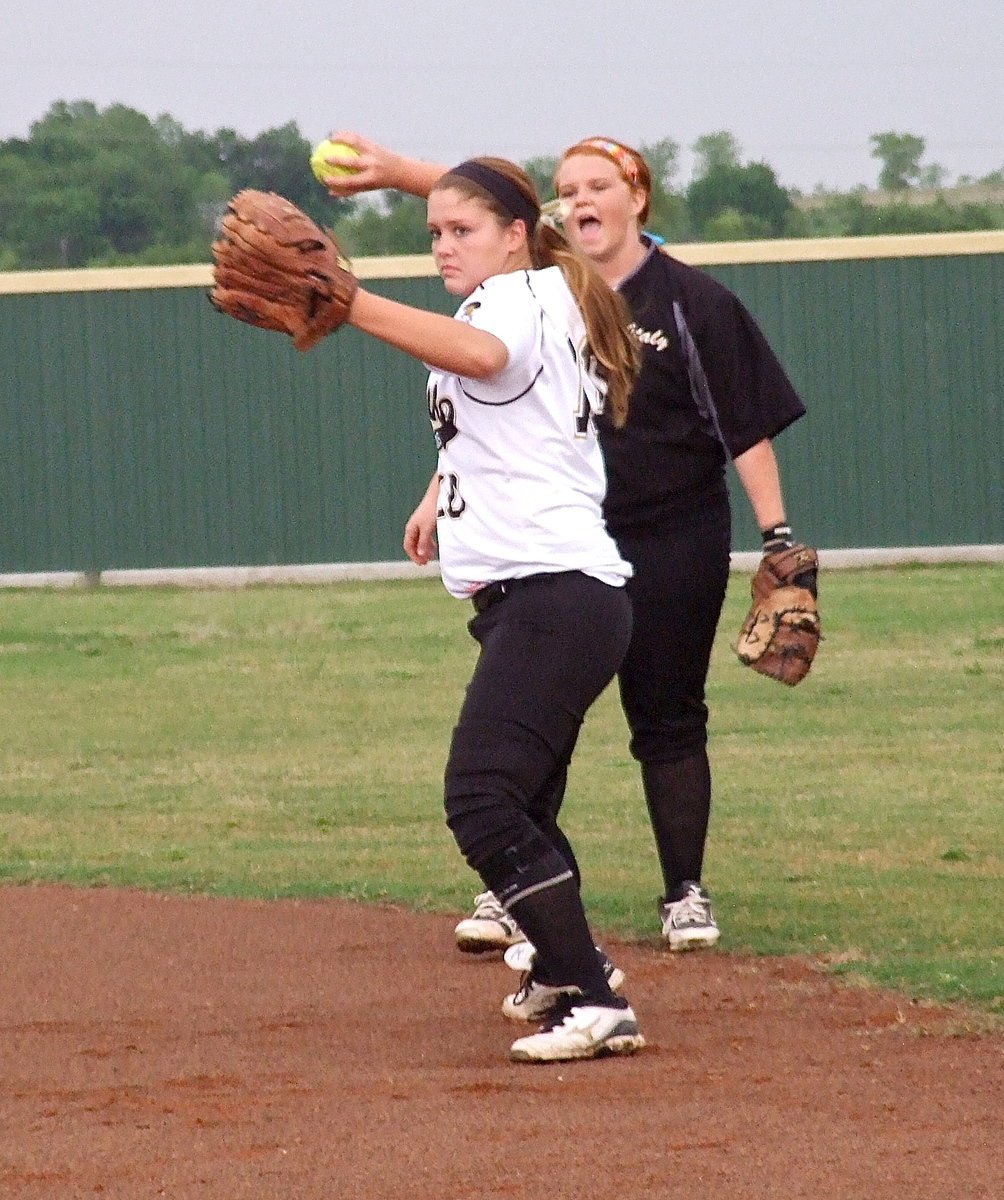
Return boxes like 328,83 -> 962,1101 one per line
1,232 -> 1002,585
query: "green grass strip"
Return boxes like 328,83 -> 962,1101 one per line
1,565 -> 1001,1015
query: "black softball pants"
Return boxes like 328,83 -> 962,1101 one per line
444,571 -> 632,880
614,499 -> 731,765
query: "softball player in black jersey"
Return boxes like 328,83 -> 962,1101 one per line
340,155 -> 645,1062
552,138 -> 810,950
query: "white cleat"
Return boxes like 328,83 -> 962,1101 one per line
510,1001 -> 645,1063
502,947 -> 626,1022
659,882 -> 720,952
454,891 -> 525,954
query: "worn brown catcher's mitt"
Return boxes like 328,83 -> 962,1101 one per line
735,544 -> 821,686
210,190 -> 358,351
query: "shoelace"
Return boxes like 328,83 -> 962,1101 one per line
471,892 -> 505,921
513,974 -> 537,1004
670,890 -> 711,927
514,973 -> 566,1003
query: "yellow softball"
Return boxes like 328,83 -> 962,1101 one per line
310,140 -> 361,184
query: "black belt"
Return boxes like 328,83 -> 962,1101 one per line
470,572 -> 571,614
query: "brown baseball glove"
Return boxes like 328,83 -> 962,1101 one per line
735,544 -> 820,686
210,190 -> 358,351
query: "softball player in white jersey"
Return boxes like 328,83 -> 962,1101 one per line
342,156 -> 645,1062
429,266 -> 629,598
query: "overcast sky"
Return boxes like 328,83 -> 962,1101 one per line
3,2 -> 1002,193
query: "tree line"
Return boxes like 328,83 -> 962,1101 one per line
2,102 -> 1002,271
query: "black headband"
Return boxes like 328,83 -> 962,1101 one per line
446,160 -> 540,234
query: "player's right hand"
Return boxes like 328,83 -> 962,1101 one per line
321,131 -> 399,196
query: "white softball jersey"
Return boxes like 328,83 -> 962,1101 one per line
426,266 -> 632,599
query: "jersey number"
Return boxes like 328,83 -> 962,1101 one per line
437,472 -> 466,519
428,383 -> 459,450
571,336 -> 602,437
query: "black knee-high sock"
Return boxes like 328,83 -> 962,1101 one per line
507,869 -> 618,1004
641,751 -> 712,898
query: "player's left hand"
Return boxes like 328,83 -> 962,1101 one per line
735,544 -> 821,685
403,491 -> 439,565
209,190 -> 358,351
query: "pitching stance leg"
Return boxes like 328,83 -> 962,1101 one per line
444,572 -> 630,1001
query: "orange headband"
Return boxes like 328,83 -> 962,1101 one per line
565,138 -> 641,186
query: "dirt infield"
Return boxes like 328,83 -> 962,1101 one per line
1,886 -> 1000,1199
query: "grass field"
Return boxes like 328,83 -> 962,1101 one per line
1,564 -> 1001,1016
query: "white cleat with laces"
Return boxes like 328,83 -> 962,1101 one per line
454,891 -> 526,954
659,881 -> 720,951
501,942 -> 626,1022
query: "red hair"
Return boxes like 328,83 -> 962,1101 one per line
558,137 -> 652,223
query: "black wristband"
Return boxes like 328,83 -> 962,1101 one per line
761,523 -> 793,550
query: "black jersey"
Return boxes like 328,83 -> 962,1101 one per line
600,239 -> 806,532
